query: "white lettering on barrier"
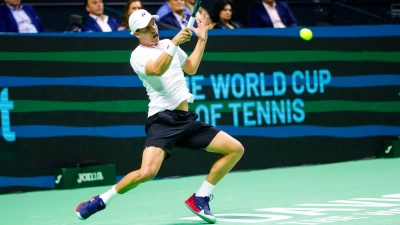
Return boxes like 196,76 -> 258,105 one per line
77,172 -> 104,183
55,175 -> 62,184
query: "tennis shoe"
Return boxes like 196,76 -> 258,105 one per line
76,195 -> 106,220
185,194 -> 216,224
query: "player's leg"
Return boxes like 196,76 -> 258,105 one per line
185,131 -> 244,224
115,146 -> 166,193
75,146 -> 166,220
204,131 -> 244,185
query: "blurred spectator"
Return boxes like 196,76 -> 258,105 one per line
0,0 -> 46,33
186,0 -> 212,25
159,0 -> 196,29
120,0 -> 177,31
156,0 -> 191,20
210,0 -> 243,29
121,0 -> 143,30
250,0 -> 297,28
81,0 -> 120,32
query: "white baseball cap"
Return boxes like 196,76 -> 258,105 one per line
128,9 -> 159,34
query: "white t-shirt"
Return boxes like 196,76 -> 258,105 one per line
130,39 -> 194,117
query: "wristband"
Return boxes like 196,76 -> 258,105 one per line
165,44 -> 178,57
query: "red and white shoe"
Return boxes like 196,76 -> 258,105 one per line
185,194 -> 216,224
76,195 -> 106,220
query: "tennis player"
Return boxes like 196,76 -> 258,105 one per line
75,9 -> 244,224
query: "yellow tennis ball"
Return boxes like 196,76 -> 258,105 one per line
300,28 -> 313,41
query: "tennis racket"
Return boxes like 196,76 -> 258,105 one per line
187,0 -> 202,28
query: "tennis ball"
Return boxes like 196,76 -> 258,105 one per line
300,28 -> 313,41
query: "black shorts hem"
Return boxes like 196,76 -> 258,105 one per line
144,143 -> 172,159
144,110 -> 220,159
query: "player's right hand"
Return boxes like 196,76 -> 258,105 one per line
172,27 -> 193,46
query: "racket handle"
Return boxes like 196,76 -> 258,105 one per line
187,16 -> 196,28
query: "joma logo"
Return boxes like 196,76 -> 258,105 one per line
77,172 -> 104,183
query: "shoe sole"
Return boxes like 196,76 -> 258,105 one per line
184,202 -> 217,224
76,212 -> 84,220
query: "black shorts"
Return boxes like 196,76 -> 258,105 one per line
144,109 -> 221,159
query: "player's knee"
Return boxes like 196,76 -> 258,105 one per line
231,141 -> 244,158
139,169 -> 157,183
237,143 -> 245,157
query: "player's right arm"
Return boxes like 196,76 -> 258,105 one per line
145,28 -> 193,76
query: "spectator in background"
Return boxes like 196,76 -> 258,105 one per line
120,0 -> 178,31
81,0 -> 120,32
186,0 -> 212,25
250,0 -> 297,28
0,0 -> 46,33
120,0 -> 143,30
160,0 -> 196,29
156,0 -> 191,20
210,0 -> 243,29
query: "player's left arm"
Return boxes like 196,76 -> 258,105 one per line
182,12 -> 211,75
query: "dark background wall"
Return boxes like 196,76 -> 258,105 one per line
5,0 -> 400,32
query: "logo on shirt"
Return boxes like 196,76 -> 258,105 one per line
142,12 -> 146,17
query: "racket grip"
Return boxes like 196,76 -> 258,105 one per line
187,17 -> 196,28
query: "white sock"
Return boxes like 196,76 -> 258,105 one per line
99,185 -> 118,205
195,180 -> 215,197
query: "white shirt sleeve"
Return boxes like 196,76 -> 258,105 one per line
130,51 -> 151,75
